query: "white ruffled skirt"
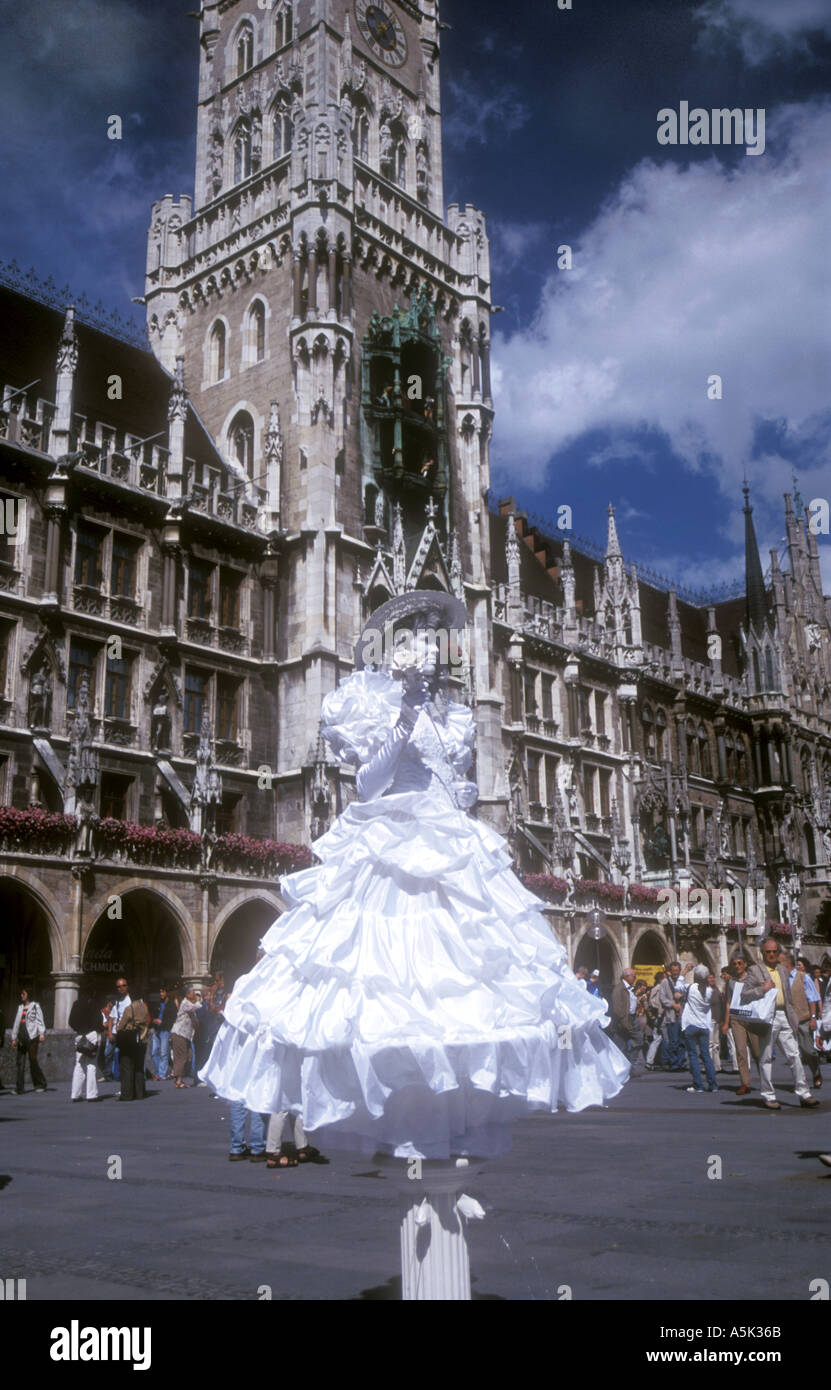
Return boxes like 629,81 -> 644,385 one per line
201,790 -> 629,1157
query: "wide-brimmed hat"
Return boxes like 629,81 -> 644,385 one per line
354,591 -> 467,670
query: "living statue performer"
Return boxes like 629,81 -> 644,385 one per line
201,593 -> 629,1158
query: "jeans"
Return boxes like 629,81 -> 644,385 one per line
662,1015 -> 685,1069
230,1100 -> 269,1155
683,1025 -> 718,1090
152,1029 -> 171,1079
759,1012 -> 812,1101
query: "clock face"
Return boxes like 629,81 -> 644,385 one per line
355,0 -> 408,68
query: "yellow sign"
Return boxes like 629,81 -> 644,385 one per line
633,962 -> 665,988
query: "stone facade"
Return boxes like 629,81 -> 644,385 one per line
0,0 -> 828,1046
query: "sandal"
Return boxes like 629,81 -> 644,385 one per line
297,1145 -> 329,1165
267,1144 -> 299,1168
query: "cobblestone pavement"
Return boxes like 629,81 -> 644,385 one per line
1,1064 -> 829,1301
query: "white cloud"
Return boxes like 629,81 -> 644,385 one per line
491,100 -> 831,497
444,75 -> 531,150
489,220 -> 549,273
695,0 -> 831,65
585,440 -> 657,473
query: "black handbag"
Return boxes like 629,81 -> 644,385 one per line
74,1034 -> 98,1058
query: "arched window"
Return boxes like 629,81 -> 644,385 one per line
245,300 -> 267,365
687,726 -> 699,775
394,138 -> 407,186
698,724 -> 712,779
654,708 -> 667,761
752,650 -> 761,692
735,737 -> 746,785
724,732 -> 735,782
806,823 -> 817,864
229,410 -> 256,479
236,23 -> 254,77
353,110 -> 369,161
234,124 -> 252,183
209,321 -> 226,383
642,705 -> 655,760
275,2 -> 293,48
273,105 -> 293,158
764,646 -> 775,691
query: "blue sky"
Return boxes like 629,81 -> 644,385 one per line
1,0 -> 830,595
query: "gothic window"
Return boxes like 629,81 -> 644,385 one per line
236,23 -> 254,77
541,674 -> 554,721
234,124 -> 253,183
105,651 -> 131,720
544,754 -> 559,806
655,709 -> 667,760
527,751 -> 541,805
687,727 -> 699,775
209,321 -> 226,382
216,792 -> 242,836
216,675 -> 240,742
735,737 -> 746,785
752,649 -> 761,692
68,639 -> 97,710
764,646 -> 776,690
594,690 -> 606,737
110,534 -> 138,598
583,766 -> 596,815
622,602 -> 633,647
698,724 -> 712,779
805,822 -> 817,863
598,769 -> 611,819
229,410 -> 256,479
275,2 -> 293,48
641,705 -> 655,759
245,299 -> 267,364
100,771 -> 131,822
219,568 -> 242,629
353,110 -> 369,161
523,670 -> 537,717
724,732 -> 735,781
273,105 -> 293,158
188,559 -> 212,620
184,668 -> 208,734
74,523 -> 103,588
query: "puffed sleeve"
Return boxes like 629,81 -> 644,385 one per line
320,669 -> 402,767
445,701 -> 475,776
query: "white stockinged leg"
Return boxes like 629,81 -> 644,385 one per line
400,1158 -> 484,1301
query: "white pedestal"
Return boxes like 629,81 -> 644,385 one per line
400,1160 -> 478,1301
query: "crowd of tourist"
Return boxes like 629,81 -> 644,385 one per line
4,940 -> 831,1169
594,945 -> 831,1117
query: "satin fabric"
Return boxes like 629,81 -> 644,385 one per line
201,672 -> 629,1157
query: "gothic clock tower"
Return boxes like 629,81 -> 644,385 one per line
144,0 -> 500,837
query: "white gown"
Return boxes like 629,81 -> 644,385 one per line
201,670 -> 629,1157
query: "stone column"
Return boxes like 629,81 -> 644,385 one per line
52,973 -> 81,1030
43,505 -> 64,601
341,254 -> 352,319
307,248 -> 318,317
328,247 -> 338,318
293,250 -> 304,321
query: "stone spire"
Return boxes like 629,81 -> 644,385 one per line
743,484 -> 769,635
605,502 -> 622,560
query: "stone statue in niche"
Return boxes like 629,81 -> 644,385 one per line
28,663 -> 51,729
151,695 -> 172,753
379,120 -> 394,176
